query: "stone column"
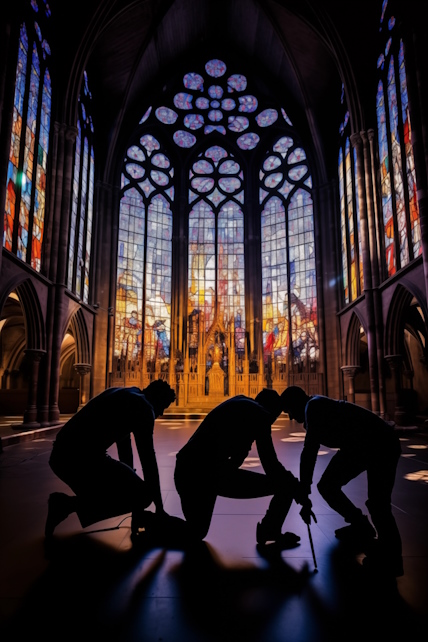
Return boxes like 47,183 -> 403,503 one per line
74,363 -> 92,411
14,349 -> 46,429
341,365 -> 360,404
385,354 -> 407,425
351,132 -> 379,413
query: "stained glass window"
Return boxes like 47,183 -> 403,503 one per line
188,146 -> 245,372
261,137 -> 318,373
3,1 -> 51,272
376,2 -> 422,277
118,56 -> 318,388
67,71 -> 95,304
338,84 -> 363,303
114,135 -> 174,370
147,58 -> 283,151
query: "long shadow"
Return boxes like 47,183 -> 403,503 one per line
170,541 -> 314,642
303,541 -> 426,641
0,530 -> 167,641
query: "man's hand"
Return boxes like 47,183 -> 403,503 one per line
300,498 -> 317,525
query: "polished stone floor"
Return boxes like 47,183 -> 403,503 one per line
0,414 -> 427,642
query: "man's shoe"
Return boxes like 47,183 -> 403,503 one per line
335,515 -> 376,542
256,521 -> 300,547
45,492 -> 73,538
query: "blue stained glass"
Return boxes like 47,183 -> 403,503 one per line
196,97 -> 209,109
264,156 -> 281,171
388,16 -> 395,30
227,74 -> 247,92
34,22 -> 42,41
126,163 -> 145,179
238,95 -> 258,113
127,145 -> 145,161
152,153 -> 170,169
273,136 -> 294,155
289,166 -> 308,181
184,113 -> 204,130
140,134 -> 160,153
204,125 -> 226,135
221,98 -> 235,111
139,106 -> 152,123
208,85 -> 223,99
237,132 -> 260,150
288,148 -> 307,163
191,177 -> 214,192
173,92 -> 193,110
183,72 -> 204,90
194,159 -> 214,174
264,173 -> 283,188
205,59 -> 226,77
256,108 -> 278,127
205,146 -> 228,162
228,115 -> 249,132
219,177 -> 241,193
281,108 -> 293,126
151,170 -> 169,186
219,160 -> 240,174
208,109 -> 223,122
173,130 -> 196,148
155,106 -> 178,124
211,100 -> 220,108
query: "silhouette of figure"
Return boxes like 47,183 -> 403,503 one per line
281,386 -> 403,576
174,389 -> 306,547
45,379 -> 176,539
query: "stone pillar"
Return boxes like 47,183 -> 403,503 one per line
74,363 -> 92,411
49,125 -> 78,424
14,349 -> 46,429
385,354 -> 407,425
351,132 -> 379,413
341,365 -> 360,404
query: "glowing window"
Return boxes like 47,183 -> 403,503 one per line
260,137 -> 318,372
377,5 -> 421,276
68,71 -> 95,304
3,3 -> 51,272
114,136 -> 174,369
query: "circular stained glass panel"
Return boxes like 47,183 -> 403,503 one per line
184,114 -> 204,130
237,133 -> 260,150
256,108 -> 278,127
205,59 -> 227,77
227,74 -> 247,92
183,72 -> 204,90
173,93 -> 193,110
196,97 -> 210,109
173,130 -> 196,148
155,106 -> 178,124
127,145 -> 145,161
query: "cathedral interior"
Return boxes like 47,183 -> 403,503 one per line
1,2 -> 428,640
1,0 -> 428,425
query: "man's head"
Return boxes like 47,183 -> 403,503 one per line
280,386 -> 309,423
255,388 -> 283,419
144,379 -> 176,417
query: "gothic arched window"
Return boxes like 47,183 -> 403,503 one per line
114,135 -> 174,371
376,0 -> 422,278
187,146 -> 245,371
338,84 -> 363,305
113,57 -> 319,390
3,0 -> 52,272
260,136 -> 318,373
67,71 -> 95,303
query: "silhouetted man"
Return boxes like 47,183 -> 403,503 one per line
45,379 -> 176,539
281,386 -> 403,576
174,389 -> 306,547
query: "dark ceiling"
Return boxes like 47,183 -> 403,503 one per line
45,0 -> 415,181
